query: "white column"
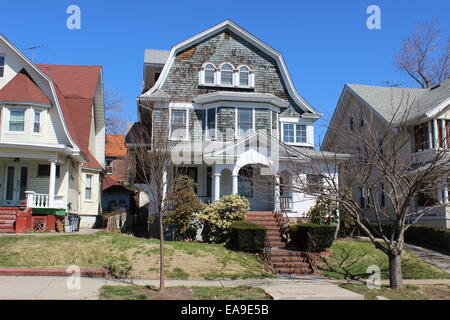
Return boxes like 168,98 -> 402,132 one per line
274,175 -> 280,211
428,121 -> 433,149
441,119 -> 447,148
49,160 -> 56,208
442,180 -> 449,204
214,173 -> 221,201
433,119 -> 439,149
232,174 -> 239,195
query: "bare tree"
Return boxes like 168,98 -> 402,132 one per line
126,103 -> 174,292
104,89 -> 127,134
396,19 -> 449,88
282,91 -> 450,289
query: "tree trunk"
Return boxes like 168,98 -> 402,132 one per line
159,213 -> 165,291
388,253 -> 403,290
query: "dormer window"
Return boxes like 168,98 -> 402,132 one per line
239,66 -> 249,86
0,56 -> 5,78
9,110 -> 25,132
33,110 -> 41,133
220,64 -> 233,85
204,64 -> 215,84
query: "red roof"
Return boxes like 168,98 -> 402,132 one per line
37,64 -> 103,170
106,134 -> 127,157
0,69 -> 50,105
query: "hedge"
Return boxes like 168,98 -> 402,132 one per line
228,221 -> 267,253
289,223 -> 336,252
365,223 -> 450,252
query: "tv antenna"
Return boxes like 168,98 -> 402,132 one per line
24,45 -> 45,62
381,81 -> 402,88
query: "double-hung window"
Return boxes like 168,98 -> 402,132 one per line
283,123 -> 307,143
33,111 -> 41,133
0,56 -> 5,78
9,110 -> 25,132
170,110 -> 187,140
204,64 -> 215,84
85,174 -> 93,200
220,64 -> 233,85
207,108 -> 216,140
237,108 -> 253,137
239,66 -> 249,86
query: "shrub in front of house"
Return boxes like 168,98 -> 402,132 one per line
200,195 -> 250,243
289,223 -> 336,252
228,221 -> 267,253
404,225 -> 450,251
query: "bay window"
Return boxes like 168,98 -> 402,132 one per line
33,110 -> 41,133
207,108 -> 216,140
85,174 -> 93,200
9,110 -> 25,132
237,108 -> 253,137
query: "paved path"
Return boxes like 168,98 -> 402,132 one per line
404,243 -> 450,273
0,276 -> 363,300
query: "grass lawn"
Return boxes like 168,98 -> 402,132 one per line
319,240 -> 450,280
0,232 -> 274,280
99,285 -> 272,300
340,283 -> 450,300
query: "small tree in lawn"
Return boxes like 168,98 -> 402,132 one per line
282,89 -> 450,290
165,175 -> 205,240
126,103 -> 174,292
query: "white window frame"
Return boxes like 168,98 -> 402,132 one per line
199,63 -> 217,86
170,109 -> 189,141
32,109 -> 42,134
6,107 -> 27,134
280,118 -> 313,146
235,107 -> 255,139
219,63 -> 234,86
238,65 -> 250,86
205,107 -> 217,141
0,55 -> 5,78
85,174 -> 93,201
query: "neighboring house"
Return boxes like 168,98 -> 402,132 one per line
322,79 -> 450,228
103,134 -> 134,212
127,20 -> 347,218
0,33 -> 105,231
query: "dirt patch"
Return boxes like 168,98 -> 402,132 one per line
135,287 -> 194,300
420,285 -> 450,300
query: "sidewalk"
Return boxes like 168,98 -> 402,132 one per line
404,243 -> 450,273
0,276 -> 363,300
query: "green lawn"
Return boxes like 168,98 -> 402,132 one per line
99,285 -> 272,300
340,284 -> 450,300
319,240 -> 450,280
0,232 -> 274,280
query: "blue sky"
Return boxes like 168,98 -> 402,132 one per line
1,0 -> 449,145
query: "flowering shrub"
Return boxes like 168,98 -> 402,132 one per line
200,195 -> 250,243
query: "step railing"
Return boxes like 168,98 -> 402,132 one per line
25,192 -> 64,209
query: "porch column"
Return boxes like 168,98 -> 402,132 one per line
214,173 -> 221,201
48,160 -> 57,208
274,175 -> 280,211
433,119 -> 439,149
428,121 -> 433,149
232,174 -> 239,195
443,180 -> 449,204
441,119 -> 447,148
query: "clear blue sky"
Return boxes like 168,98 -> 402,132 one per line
1,0 -> 449,145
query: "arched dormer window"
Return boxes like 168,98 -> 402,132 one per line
239,66 -> 250,86
220,63 -> 234,85
204,63 -> 215,84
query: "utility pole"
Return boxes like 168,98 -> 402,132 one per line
24,45 -> 45,62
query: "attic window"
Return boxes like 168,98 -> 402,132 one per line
0,56 -> 5,78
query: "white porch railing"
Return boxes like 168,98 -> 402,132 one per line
280,196 -> 293,211
25,191 -> 64,209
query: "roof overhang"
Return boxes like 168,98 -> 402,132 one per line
193,92 -> 290,109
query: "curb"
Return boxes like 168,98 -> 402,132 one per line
0,267 -> 108,278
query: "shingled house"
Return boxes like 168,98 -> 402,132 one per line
128,20 -> 347,226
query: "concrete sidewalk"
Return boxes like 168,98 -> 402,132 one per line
0,276 -> 363,300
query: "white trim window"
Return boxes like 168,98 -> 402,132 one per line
85,174 -> 93,200
220,64 -> 234,85
239,66 -> 250,86
237,108 -> 253,137
282,123 -> 307,143
9,109 -> 25,132
207,108 -> 216,140
0,56 -> 5,78
33,110 -> 41,133
170,109 -> 188,140
204,63 -> 215,85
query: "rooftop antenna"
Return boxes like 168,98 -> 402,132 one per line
24,45 -> 45,62
381,81 -> 402,88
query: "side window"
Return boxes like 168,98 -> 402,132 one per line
85,174 -> 93,200
0,56 -> 5,78
204,64 -> 215,84
207,108 -> 216,140
170,110 -> 187,140
9,109 -> 25,132
33,110 -> 41,133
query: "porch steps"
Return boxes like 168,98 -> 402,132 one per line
0,207 -> 18,233
246,211 -> 314,276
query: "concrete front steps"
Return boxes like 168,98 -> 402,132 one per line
0,207 -> 18,233
246,211 -> 314,276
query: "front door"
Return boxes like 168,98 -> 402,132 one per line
3,164 -> 28,207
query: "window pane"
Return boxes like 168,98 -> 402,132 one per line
239,66 -> 249,86
283,124 -> 294,143
171,110 -> 187,139
10,110 -> 24,121
0,56 -> 4,78
9,110 -> 25,132
238,109 -> 253,137
295,125 -> 307,143
221,64 -> 233,85
205,70 -> 214,84
207,108 -> 216,139
34,112 -> 41,133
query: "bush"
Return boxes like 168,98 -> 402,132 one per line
404,225 -> 450,251
307,196 -> 338,225
165,176 -> 205,240
200,195 -> 250,243
228,221 -> 267,253
289,223 -> 336,252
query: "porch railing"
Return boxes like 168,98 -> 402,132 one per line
25,191 -> 64,209
280,196 -> 293,211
